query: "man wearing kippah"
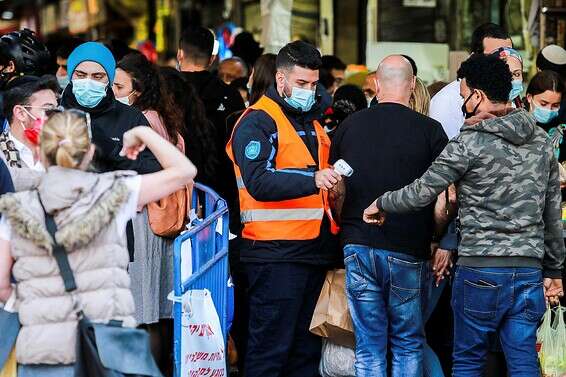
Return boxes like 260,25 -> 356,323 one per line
61,42 -> 160,174
537,44 -> 566,78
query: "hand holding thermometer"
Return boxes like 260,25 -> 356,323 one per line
334,159 -> 354,177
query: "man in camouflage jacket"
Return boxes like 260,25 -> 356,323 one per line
364,54 -> 565,375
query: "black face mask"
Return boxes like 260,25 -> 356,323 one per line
461,91 -> 482,119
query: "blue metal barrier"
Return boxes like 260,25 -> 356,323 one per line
172,183 -> 231,376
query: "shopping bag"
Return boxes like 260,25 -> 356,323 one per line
181,289 -> 227,377
319,339 -> 356,377
0,348 -> 16,377
310,269 -> 355,348
537,305 -> 566,376
0,290 -> 19,372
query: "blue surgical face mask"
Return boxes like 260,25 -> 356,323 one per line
509,80 -> 523,101
57,75 -> 69,90
533,103 -> 560,124
284,83 -> 316,112
72,78 -> 107,108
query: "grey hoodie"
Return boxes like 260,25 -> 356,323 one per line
379,109 -> 565,278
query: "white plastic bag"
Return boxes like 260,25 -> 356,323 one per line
537,305 -> 566,377
181,289 -> 227,377
319,339 -> 356,377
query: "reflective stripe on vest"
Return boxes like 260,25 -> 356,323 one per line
226,95 -> 339,241
241,208 -> 324,223
236,177 -> 245,190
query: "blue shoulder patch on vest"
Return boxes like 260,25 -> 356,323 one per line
245,141 -> 261,160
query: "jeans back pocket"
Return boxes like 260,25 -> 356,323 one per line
463,279 -> 500,319
388,256 -> 423,305
523,281 -> 545,322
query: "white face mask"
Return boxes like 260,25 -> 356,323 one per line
116,91 -> 134,106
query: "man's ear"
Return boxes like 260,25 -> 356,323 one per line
176,49 -> 183,64
12,105 -> 27,124
5,61 -> 15,73
275,70 -> 286,89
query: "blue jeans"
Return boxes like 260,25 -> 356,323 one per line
344,244 -> 426,377
451,266 -> 546,377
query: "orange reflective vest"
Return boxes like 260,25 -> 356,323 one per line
226,95 -> 339,241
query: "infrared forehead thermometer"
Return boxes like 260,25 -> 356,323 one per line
334,159 -> 354,177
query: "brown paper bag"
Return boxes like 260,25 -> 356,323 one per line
310,269 -> 355,348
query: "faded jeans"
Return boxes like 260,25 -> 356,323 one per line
344,244 -> 426,377
451,266 -> 545,377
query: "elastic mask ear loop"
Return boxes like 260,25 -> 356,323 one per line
19,106 -> 37,131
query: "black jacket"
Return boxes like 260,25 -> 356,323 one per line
231,85 -> 339,265
182,70 -> 245,196
61,84 -> 161,174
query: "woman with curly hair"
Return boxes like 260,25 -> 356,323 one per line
114,53 -> 184,151
159,67 -> 219,186
113,53 -> 187,376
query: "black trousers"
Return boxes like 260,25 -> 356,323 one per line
242,262 -> 326,377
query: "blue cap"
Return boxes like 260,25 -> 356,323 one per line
66,42 -> 116,84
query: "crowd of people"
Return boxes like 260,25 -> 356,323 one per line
0,20 -> 564,377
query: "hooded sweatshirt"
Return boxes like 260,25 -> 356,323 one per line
379,108 -> 565,278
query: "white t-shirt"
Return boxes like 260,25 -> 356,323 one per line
0,175 -> 141,241
429,80 -> 465,140
9,132 -> 45,172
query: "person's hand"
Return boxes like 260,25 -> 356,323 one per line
363,199 -> 386,226
432,248 -> 453,286
315,168 -> 342,190
120,127 -> 147,160
544,278 -> 564,306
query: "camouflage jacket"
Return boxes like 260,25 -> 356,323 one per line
379,109 -> 565,278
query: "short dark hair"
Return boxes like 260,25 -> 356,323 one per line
526,70 -> 565,97
457,54 -> 512,103
332,84 -> 367,122
470,23 -> 511,54
56,37 -> 85,60
321,55 -> 346,71
3,75 -> 59,123
276,40 -> 322,72
179,27 -> 213,66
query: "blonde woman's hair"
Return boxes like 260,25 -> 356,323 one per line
41,111 -> 91,169
409,77 -> 431,115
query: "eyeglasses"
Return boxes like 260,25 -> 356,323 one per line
22,104 -> 64,118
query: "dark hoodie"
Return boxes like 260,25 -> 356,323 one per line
61,84 -> 161,174
379,109 -> 565,278
231,85 -> 339,264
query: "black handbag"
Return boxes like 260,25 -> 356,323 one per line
39,195 -> 162,377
